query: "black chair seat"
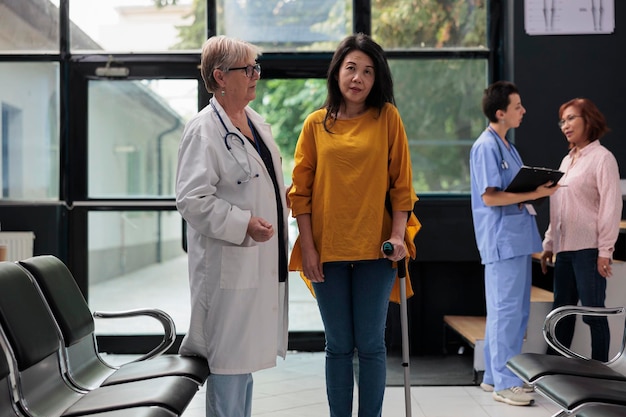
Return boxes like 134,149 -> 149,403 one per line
535,374 -> 626,411
508,353 -> 626,384
62,376 -> 198,416
87,411 -> 176,417
87,411 -> 175,417
576,404 -> 626,417
101,355 -> 209,386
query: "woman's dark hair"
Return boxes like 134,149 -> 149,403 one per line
482,81 -> 520,123
322,33 -> 395,131
559,98 -> 610,143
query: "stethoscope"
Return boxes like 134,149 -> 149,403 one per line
487,126 -> 519,171
210,100 -> 260,184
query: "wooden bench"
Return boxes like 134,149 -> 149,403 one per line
442,315 -> 485,349
443,285 -> 554,381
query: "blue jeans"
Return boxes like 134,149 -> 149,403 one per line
553,248 -> 609,361
312,259 -> 395,417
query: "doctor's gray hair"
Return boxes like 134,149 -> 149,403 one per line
200,36 -> 262,93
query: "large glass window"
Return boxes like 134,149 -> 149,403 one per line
69,0 -> 204,52
88,79 -> 195,198
218,0 -> 352,51
88,210 -> 189,334
0,63 -> 59,200
372,0 -> 488,49
252,78 -> 327,178
391,59 -> 487,193
0,1 -> 60,52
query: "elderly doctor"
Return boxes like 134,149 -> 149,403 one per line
175,36 -> 289,417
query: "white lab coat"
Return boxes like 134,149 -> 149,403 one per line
175,97 -> 289,375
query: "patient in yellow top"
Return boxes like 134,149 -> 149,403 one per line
288,33 -> 417,417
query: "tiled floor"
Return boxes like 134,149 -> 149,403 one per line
176,351 -> 560,417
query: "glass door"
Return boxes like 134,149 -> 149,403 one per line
85,78 -> 196,336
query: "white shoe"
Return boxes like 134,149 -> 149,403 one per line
481,382 -> 533,393
492,386 -> 534,406
480,382 -> 493,392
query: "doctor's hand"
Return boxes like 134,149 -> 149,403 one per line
247,217 -> 274,242
534,181 -> 560,199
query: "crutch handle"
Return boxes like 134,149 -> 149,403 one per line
382,242 -> 406,278
382,241 -> 394,255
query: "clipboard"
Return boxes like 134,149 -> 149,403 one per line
505,165 -> 564,193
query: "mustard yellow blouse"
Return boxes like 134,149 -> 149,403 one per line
288,103 -> 417,268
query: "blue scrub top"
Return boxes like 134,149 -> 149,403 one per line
470,129 -> 542,265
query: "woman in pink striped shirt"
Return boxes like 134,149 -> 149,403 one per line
540,98 -> 622,361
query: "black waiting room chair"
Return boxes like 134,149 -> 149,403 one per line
507,305 -> 626,385
508,305 -> 626,417
0,260 -> 200,417
0,340 -> 180,417
17,255 -> 209,391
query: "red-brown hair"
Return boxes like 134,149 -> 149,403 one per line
559,98 -> 610,142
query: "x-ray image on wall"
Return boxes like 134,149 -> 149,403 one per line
525,0 -> 614,35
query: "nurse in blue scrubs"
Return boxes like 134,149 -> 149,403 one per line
469,81 -> 559,407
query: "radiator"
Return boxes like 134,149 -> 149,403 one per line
0,232 -> 35,261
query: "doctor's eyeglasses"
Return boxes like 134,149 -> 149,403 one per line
226,64 -> 261,78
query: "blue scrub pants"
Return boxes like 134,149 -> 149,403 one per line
205,373 -> 253,417
553,248 -> 609,361
482,255 -> 531,391
312,259 -> 395,417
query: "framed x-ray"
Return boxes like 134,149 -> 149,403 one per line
525,0 -> 614,35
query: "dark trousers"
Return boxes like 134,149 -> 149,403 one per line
552,248 -> 610,362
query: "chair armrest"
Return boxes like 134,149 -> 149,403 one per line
543,305 -> 626,361
93,308 -> 176,362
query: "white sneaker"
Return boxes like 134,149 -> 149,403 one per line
493,386 -> 534,406
480,382 -> 494,392
481,382 -> 533,393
